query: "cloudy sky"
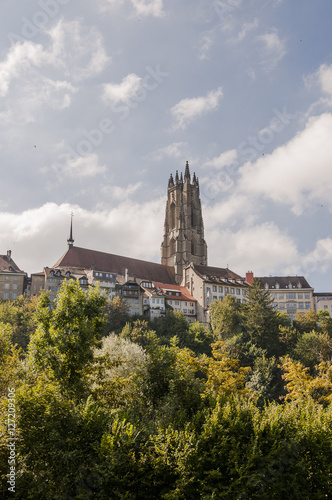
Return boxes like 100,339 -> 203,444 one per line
1,0 -> 332,291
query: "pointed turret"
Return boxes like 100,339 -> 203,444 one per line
67,213 -> 74,250
193,172 -> 197,185
168,173 -> 174,187
184,161 -> 190,181
180,172 -> 183,184
175,170 -> 179,184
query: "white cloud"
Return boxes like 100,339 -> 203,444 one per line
0,199 -> 165,274
203,149 -> 238,169
146,142 -> 187,161
198,31 -> 215,60
102,73 -> 142,104
230,19 -> 259,44
256,29 -> 286,70
207,222 -> 299,276
0,20 -> 109,99
99,0 -> 164,17
305,64 -> 332,108
44,154 -> 107,182
131,0 -> 165,18
316,64 -> 332,95
101,182 -> 142,201
170,87 -> 223,130
238,113 -> 332,215
0,41 -> 46,97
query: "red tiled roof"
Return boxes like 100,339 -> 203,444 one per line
0,254 -> 23,273
54,246 -> 176,285
153,282 -> 196,302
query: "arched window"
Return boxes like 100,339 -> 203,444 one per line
191,204 -> 195,227
191,239 -> 195,255
170,202 -> 176,229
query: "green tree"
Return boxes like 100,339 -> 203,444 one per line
317,309 -> 332,337
29,280 -> 107,399
105,295 -> 130,334
0,295 -> 37,351
209,295 -> 245,341
293,310 -> 318,335
154,310 -> 190,347
245,279 -> 281,356
294,330 -> 332,371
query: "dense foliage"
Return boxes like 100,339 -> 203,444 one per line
1,278 -> 332,498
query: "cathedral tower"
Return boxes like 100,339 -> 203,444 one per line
161,161 -> 207,284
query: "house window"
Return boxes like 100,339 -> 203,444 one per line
305,302 -> 311,309
219,286 -> 223,293
279,293 -> 284,300
298,302 -> 304,310
279,302 -> 285,310
183,309 -> 187,313
4,293 -> 9,299
12,294 -> 17,299
231,288 -> 235,294
305,293 -> 310,300
286,293 -> 296,300
298,293 -> 303,299
213,286 -> 217,292
236,289 -> 240,295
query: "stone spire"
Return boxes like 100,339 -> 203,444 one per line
67,213 -> 74,250
184,160 -> 190,181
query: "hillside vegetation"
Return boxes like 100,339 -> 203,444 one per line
1,279 -> 332,499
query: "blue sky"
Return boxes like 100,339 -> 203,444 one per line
1,0 -> 332,291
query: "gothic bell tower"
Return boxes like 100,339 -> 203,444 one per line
161,161 -> 207,284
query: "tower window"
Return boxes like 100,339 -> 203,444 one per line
170,202 -> 176,229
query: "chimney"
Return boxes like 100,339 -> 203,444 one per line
125,268 -> 129,282
246,271 -> 254,284
7,250 -> 11,260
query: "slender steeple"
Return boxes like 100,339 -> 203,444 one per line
184,160 -> 190,181
161,161 -> 207,284
67,213 -> 74,250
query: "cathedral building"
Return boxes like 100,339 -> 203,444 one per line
161,161 -> 207,284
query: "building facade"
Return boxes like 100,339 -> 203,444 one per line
246,273 -> 315,320
0,251 -> 26,300
184,263 -> 248,323
161,162 -> 207,284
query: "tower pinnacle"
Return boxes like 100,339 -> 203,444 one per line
67,213 -> 74,250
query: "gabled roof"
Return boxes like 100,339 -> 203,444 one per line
190,264 -> 243,282
153,282 -> 196,302
257,276 -> 312,290
0,254 -> 23,273
54,246 -> 176,285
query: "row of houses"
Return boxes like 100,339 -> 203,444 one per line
0,246 -> 328,324
1,164 -> 330,324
